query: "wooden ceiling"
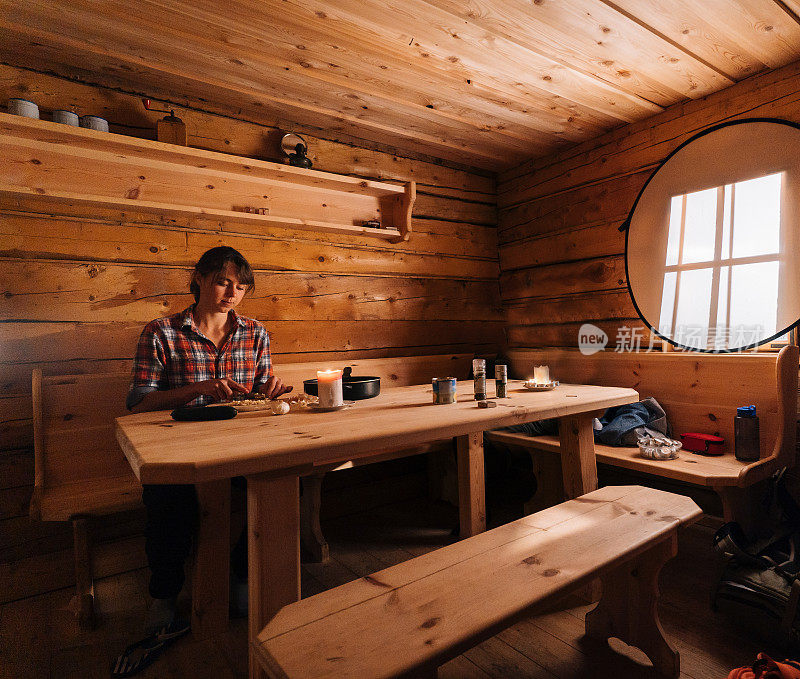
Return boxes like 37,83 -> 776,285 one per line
3,0 -> 800,170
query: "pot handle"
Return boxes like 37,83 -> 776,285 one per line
343,366 -> 353,379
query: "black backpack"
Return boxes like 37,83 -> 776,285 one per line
713,469 -> 800,648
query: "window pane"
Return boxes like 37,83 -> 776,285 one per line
665,195 -> 683,266
729,262 -> 779,343
659,271 -> 677,334
682,188 -> 717,264
674,268 -> 712,349
732,173 -> 781,258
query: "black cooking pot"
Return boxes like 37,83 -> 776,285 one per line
303,366 -> 381,400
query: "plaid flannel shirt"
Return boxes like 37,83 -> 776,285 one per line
127,305 -> 273,409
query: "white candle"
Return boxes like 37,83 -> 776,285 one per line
533,365 -> 550,385
317,369 -> 343,407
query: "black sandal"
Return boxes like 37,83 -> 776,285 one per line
111,618 -> 190,677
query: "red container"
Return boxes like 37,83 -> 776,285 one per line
681,432 -> 725,456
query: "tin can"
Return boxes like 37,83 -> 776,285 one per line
432,377 -> 457,404
472,359 -> 486,400
495,364 -> 507,398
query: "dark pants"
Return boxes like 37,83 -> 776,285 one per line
483,421 -> 551,506
142,480 -> 249,600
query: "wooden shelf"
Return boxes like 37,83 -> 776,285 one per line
0,113 -> 415,242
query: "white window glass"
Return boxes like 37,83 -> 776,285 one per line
729,262 -> 779,338
732,173 -> 781,258
659,271 -> 677,332
674,268 -> 713,348
665,195 -> 683,266
681,188 -> 717,264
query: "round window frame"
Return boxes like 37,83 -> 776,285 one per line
622,117 -> 800,353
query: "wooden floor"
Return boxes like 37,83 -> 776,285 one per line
0,493 -> 782,679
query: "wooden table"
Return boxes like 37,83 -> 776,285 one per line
116,380 -> 637,677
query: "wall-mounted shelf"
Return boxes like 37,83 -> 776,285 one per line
0,113 -> 415,242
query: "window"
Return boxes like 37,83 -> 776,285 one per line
659,172 -> 782,350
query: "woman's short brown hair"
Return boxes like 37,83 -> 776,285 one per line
190,246 -> 255,302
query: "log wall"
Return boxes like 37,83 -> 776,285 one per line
497,59 -> 800,350
0,64 -> 500,602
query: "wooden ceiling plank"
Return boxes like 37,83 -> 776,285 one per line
129,0 -> 596,147
606,0 -> 800,74
0,17 -> 535,166
422,0 -> 733,106
149,0 -> 624,146
278,0 -> 662,121
779,0 -> 800,24
190,0 -> 627,133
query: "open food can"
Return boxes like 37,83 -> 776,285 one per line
432,377 -> 457,404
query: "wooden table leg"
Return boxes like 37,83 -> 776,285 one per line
192,479 -> 230,638
247,473 -> 300,679
300,472 -> 329,562
456,432 -> 486,537
558,413 -> 598,500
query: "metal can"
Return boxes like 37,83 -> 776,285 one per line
495,364 -> 507,398
432,377 -> 457,404
472,359 -> 486,400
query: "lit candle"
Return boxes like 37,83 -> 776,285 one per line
316,369 -> 344,407
533,365 -> 550,385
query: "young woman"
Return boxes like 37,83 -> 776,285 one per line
113,246 -> 291,677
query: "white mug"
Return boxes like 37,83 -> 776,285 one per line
7,98 -> 39,118
52,110 -> 79,126
80,115 -> 109,132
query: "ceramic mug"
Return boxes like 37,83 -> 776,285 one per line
80,115 -> 109,132
7,98 -> 39,118
52,110 -> 79,126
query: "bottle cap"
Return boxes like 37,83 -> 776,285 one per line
737,405 -> 757,418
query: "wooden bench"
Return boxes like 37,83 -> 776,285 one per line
485,346 -> 798,530
30,353 -> 473,625
254,485 -> 701,679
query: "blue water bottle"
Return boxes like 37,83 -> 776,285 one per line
734,405 -> 759,462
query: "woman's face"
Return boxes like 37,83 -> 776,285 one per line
195,261 -> 248,313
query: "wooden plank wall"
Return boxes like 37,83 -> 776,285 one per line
497,58 -> 800,350
0,64 -> 500,602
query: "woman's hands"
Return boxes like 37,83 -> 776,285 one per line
256,376 -> 294,399
194,377 -> 250,401
195,376 -> 292,401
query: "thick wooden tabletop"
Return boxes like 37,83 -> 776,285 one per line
116,381 -> 638,484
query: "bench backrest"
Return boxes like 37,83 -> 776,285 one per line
506,347 -> 797,465
32,353 -> 474,519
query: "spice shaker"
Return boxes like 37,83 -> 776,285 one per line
734,405 -> 760,462
495,364 -> 507,398
472,359 -> 486,400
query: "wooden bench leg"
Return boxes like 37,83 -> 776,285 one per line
72,517 -> 95,629
457,432 -> 486,537
585,533 -> 679,678
300,472 -> 329,563
716,484 -> 771,541
192,479 -> 231,638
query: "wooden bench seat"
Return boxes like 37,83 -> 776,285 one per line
486,346 -> 798,527
31,353 -> 473,625
254,485 -> 702,679
486,432 -> 774,488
